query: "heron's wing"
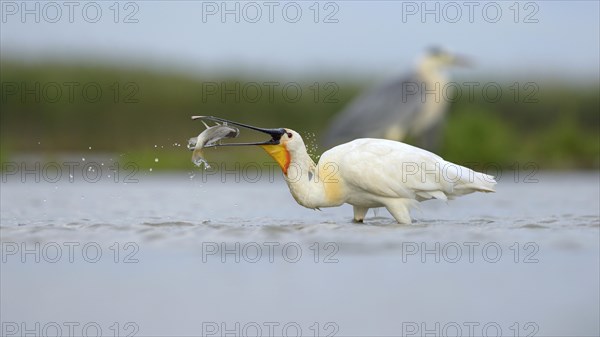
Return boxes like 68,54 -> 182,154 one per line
415,116 -> 445,151
322,73 -> 424,147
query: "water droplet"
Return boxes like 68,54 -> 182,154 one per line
82,157 -> 86,161
149,168 -> 153,172
88,146 -> 92,150
154,158 -> 159,163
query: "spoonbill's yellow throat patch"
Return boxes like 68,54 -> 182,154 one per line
260,144 -> 290,175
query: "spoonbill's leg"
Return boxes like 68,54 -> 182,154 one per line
352,206 -> 369,223
384,199 -> 413,224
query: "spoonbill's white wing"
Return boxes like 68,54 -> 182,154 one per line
322,138 -> 495,203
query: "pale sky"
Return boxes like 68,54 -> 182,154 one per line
1,1 -> 599,81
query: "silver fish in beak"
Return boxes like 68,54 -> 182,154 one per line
188,121 -> 239,168
192,116 -> 286,146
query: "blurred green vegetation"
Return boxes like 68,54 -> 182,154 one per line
1,61 -> 598,171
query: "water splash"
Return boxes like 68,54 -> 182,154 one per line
303,131 -> 321,162
192,155 -> 211,169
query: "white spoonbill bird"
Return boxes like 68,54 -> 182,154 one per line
193,116 -> 496,224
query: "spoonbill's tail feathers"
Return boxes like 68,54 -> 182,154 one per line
452,170 -> 496,197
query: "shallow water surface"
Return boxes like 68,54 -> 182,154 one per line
1,173 -> 599,336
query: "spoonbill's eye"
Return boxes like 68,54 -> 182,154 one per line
287,132 -> 293,138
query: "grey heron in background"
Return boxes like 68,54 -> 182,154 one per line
322,47 -> 471,151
